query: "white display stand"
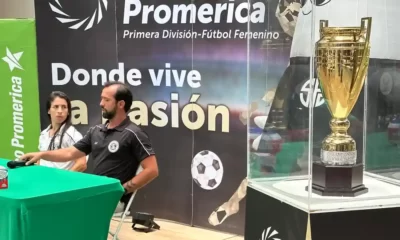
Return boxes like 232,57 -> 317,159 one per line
244,173 -> 400,240
250,173 -> 400,213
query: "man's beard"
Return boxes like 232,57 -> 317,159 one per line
102,108 -> 116,119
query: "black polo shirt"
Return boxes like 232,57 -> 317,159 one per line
73,117 -> 155,184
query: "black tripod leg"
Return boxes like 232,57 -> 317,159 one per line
152,221 -> 160,230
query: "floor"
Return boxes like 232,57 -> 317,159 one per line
108,216 -> 244,240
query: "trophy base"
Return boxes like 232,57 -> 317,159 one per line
305,162 -> 368,197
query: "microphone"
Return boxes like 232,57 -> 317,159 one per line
7,160 -> 30,169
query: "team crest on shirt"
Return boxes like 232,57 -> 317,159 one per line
108,140 -> 119,153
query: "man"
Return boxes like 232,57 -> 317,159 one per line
20,82 -> 159,206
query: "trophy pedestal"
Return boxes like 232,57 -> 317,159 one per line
306,162 -> 368,197
245,181 -> 400,240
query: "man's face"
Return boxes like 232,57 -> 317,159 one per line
100,87 -> 117,119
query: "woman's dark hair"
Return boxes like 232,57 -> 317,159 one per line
46,91 -> 72,150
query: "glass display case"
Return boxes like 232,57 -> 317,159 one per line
245,1 -> 400,239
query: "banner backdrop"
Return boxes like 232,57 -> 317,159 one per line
33,0 -> 291,235
0,19 -> 40,161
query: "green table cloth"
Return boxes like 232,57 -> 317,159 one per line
0,158 -> 124,240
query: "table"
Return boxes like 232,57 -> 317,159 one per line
0,158 -> 124,240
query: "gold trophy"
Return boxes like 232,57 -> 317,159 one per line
309,17 -> 372,197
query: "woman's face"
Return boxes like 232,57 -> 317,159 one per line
48,97 -> 69,125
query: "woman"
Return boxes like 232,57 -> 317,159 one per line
38,91 -> 87,171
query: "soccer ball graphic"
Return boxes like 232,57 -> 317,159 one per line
191,150 -> 224,190
275,0 -> 301,37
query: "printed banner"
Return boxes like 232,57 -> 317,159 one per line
0,19 -> 41,161
33,0 -> 294,235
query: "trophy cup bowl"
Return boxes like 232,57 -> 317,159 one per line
307,17 -> 372,197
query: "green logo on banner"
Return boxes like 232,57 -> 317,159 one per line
2,47 -> 24,71
0,19 -> 40,161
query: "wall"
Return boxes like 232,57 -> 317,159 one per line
0,0 -> 35,18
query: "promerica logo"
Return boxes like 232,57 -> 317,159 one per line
2,47 -> 24,72
49,0 -> 108,31
2,47 -> 26,160
260,227 -> 281,240
123,0 -> 266,24
49,0 -> 265,30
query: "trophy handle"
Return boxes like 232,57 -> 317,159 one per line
320,20 -> 329,28
360,17 -> 372,42
352,17 -> 372,101
359,17 -> 372,64
320,20 -> 329,38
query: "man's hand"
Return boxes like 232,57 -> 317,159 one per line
122,155 -> 159,194
122,180 -> 137,194
19,147 -> 85,165
20,152 -> 43,165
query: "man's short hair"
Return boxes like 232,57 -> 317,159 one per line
103,81 -> 133,112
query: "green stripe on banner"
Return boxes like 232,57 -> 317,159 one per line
0,19 -> 40,161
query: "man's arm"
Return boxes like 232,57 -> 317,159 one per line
40,147 -> 85,162
21,127 -> 93,165
122,130 -> 159,193
123,155 -> 159,193
68,128 -> 88,172
22,146 -> 86,165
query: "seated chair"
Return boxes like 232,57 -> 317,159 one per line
109,166 -> 143,240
